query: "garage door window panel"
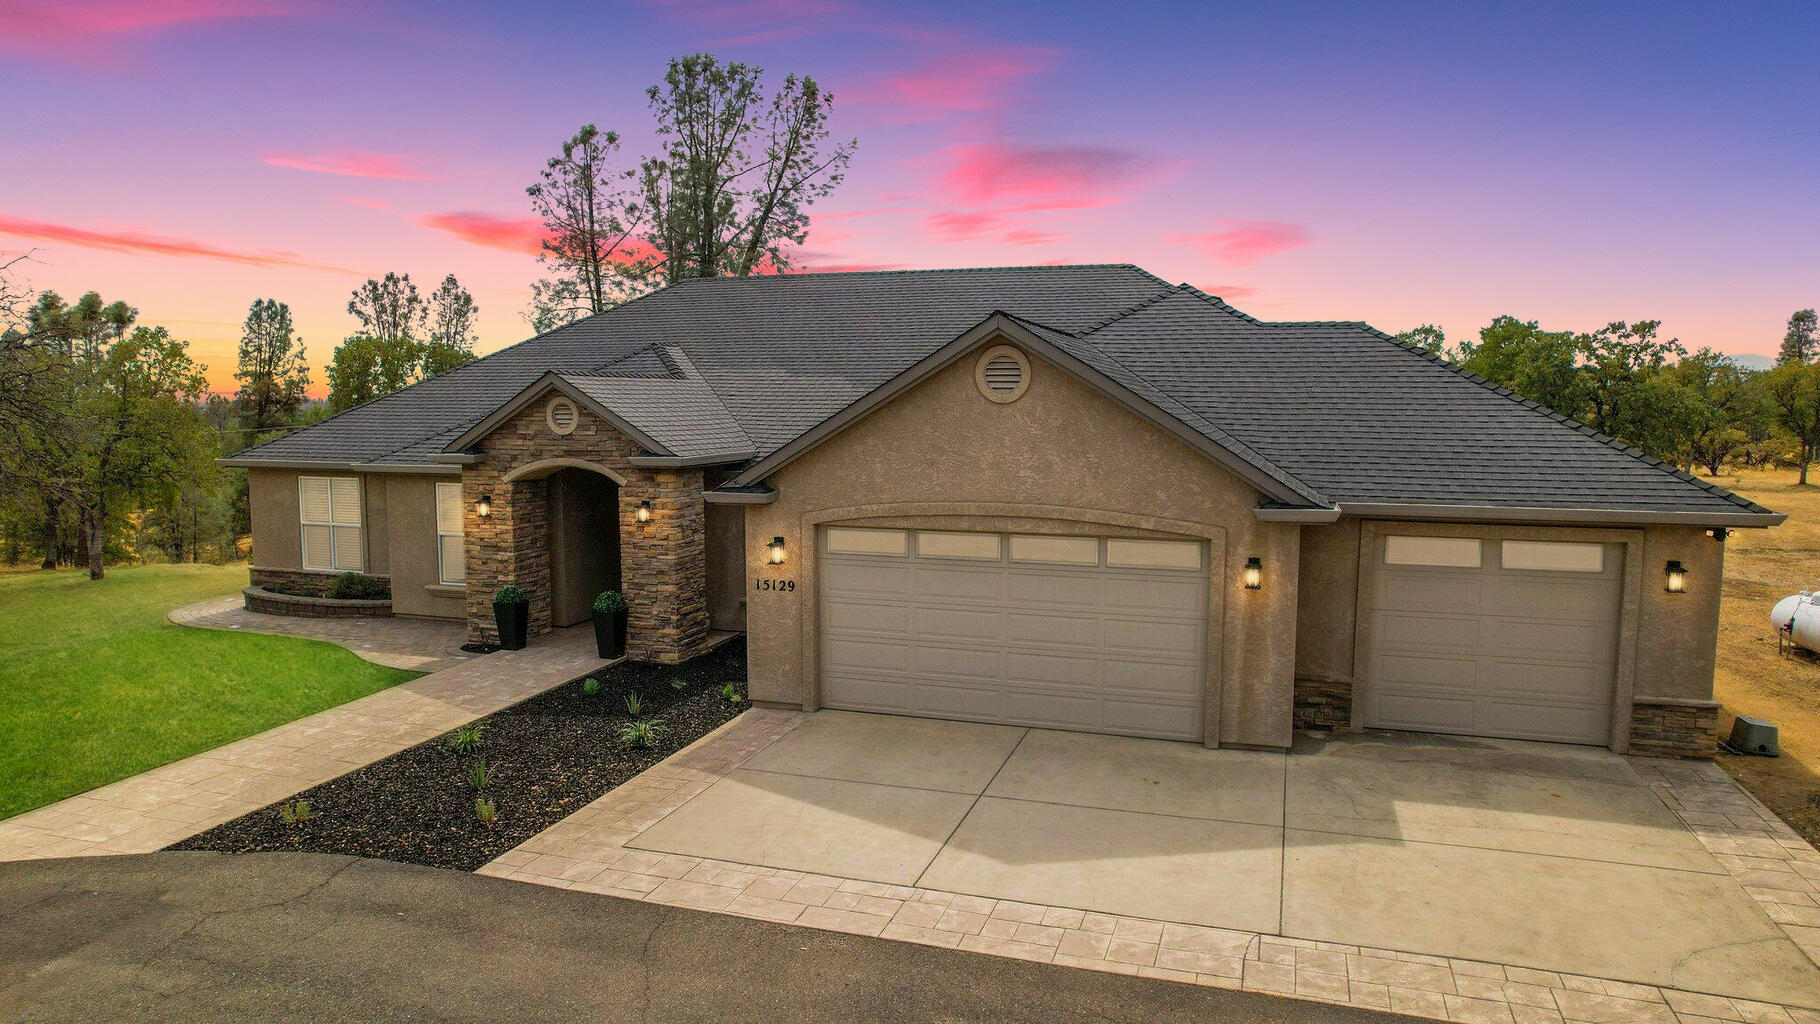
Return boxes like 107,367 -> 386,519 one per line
916,531 -> 1001,560
1009,535 -> 1099,565
1106,538 -> 1201,570
1384,535 -> 1481,567
1501,540 -> 1603,573
826,527 -> 908,556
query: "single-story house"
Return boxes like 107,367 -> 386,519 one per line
224,264 -> 1781,758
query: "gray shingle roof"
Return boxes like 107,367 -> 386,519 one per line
226,264 -> 1773,521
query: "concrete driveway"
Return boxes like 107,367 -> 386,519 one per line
623,710 -> 1820,1007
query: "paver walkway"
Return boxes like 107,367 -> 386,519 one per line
169,596 -> 470,672
484,710 -> 1820,1024
0,627 -> 610,862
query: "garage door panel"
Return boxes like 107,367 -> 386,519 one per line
912,565 -> 1004,602
1104,658 -> 1200,697
1373,611 -> 1480,654
1105,575 -> 1203,613
1103,616 -> 1200,654
822,529 -> 1207,741
1007,570 -> 1100,607
1008,611 -> 1103,647
1367,536 -> 1620,746
1373,572 -> 1483,613
913,606 -> 1004,641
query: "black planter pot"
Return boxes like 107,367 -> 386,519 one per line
493,600 -> 529,651
593,606 -> 628,659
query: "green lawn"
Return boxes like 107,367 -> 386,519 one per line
0,563 -> 417,819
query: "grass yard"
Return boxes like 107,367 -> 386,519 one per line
1709,468 -> 1820,846
0,563 -> 416,820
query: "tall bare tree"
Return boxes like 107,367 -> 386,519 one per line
232,298 -> 309,437
424,274 -> 479,377
347,272 -> 425,342
525,126 -> 644,329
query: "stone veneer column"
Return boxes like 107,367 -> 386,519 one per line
1629,697 -> 1719,758
620,468 -> 710,663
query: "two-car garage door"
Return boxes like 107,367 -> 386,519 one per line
1364,534 -> 1624,746
818,527 -> 1208,741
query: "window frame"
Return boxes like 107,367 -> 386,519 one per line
298,475 -> 364,572
434,481 -> 466,585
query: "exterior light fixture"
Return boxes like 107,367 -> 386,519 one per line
1665,560 -> 1687,594
768,536 -> 788,565
1707,527 -> 1730,542
475,493 -> 492,518
635,500 -> 652,523
1243,557 -> 1263,590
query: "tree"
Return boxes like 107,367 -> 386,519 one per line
1395,324 -> 1451,360
232,298 -> 309,436
1668,350 -> 1769,474
526,125 -> 646,322
640,53 -> 855,281
1457,315 -> 1584,417
1778,309 -> 1817,366
325,335 -> 423,413
423,274 -> 479,378
1765,361 -> 1820,484
347,272 -> 425,342
1578,320 -> 1684,444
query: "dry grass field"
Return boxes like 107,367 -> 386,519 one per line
1709,468 -> 1820,845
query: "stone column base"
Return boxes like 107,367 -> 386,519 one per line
1629,697 -> 1719,759
1293,677 -> 1353,730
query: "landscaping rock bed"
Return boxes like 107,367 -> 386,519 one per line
171,638 -> 748,870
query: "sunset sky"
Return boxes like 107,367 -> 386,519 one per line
4,0 -> 1816,393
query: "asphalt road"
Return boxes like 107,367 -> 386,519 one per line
0,852 -> 1422,1023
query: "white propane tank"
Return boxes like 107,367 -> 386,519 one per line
1772,591 -> 1820,654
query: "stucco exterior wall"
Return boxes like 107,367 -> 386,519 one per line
381,474 -> 466,620
1633,525 -> 1726,703
247,467 -> 402,595
1295,519 -> 1361,684
704,502 -> 747,631
742,341 -> 1300,749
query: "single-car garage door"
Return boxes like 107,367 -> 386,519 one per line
1364,533 -> 1623,745
819,527 -> 1208,741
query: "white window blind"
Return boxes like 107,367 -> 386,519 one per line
435,482 -> 466,584
299,476 -> 363,571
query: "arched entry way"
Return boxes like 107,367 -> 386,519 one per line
502,458 -> 624,629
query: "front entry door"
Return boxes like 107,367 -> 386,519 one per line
547,469 -> 620,627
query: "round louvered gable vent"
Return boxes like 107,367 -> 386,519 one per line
546,397 -> 578,435
974,345 -> 1031,404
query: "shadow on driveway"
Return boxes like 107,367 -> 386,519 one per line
0,852 -> 1421,1024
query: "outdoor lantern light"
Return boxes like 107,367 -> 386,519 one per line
1666,560 -> 1687,594
768,536 -> 788,565
1243,557 -> 1263,590
475,493 -> 492,518
635,500 -> 652,523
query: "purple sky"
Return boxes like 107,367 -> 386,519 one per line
3,0 -> 1816,391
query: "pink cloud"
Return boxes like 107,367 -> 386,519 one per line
925,211 -> 1006,241
1199,283 -> 1261,301
1003,228 -> 1063,246
0,213 -> 353,272
641,0 -> 946,44
942,142 -> 1144,211
0,0 -> 297,52
852,48 -> 1056,115
336,196 -> 389,210
264,150 -> 443,181
1171,221 -> 1312,268
418,212 -> 661,265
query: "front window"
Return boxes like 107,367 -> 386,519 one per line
435,481 -> 466,584
299,476 -> 363,571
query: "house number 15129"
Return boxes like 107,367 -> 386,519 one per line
754,578 -> 796,592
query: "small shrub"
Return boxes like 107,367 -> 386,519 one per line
475,797 -> 498,827
446,723 -> 485,753
617,718 -> 668,749
624,692 -> 643,717
669,677 -> 688,691
327,572 -> 389,600
494,584 -> 527,605
278,799 -> 315,825
467,758 -> 491,790
581,676 -> 602,696
719,682 -> 745,704
593,590 -> 626,613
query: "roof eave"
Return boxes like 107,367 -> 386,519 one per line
1338,502 -> 1786,528
627,452 -> 757,468
216,457 -> 460,476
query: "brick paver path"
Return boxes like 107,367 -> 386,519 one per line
169,597 -> 471,672
0,627 -> 611,862
484,711 -> 1820,1024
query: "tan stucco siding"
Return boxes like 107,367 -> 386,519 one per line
704,502 -> 747,631
742,344 -> 1299,749
1633,525 -> 1725,702
382,474 -> 465,620
248,468 -> 303,571
1295,519 -> 1361,684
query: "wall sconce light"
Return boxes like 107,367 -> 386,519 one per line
1665,560 -> 1687,594
475,493 -> 492,518
768,536 -> 788,565
1243,557 -> 1263,590
635,500 -> 652,523
1707,527 -> 1730,542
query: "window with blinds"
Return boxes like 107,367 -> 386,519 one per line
299,476 -> 363,571
435,481 -> 465,584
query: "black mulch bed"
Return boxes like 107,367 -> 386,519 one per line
170,638 -> 749,871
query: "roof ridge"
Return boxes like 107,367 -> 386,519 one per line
1076,284 -> 1184,335
1171,284 -> 1265,325
1354,324 -> 1774,516
676,263 -> 1155,281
